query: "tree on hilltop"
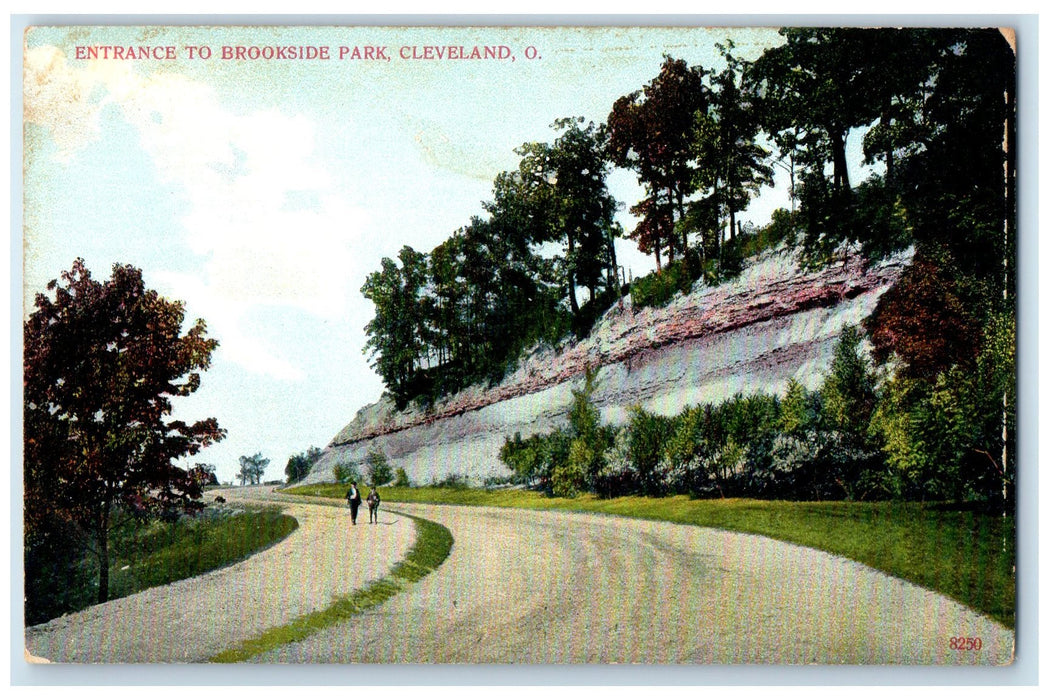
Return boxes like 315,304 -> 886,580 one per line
607,56 -> 709,269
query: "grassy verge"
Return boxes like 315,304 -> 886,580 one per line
209,512 -> 454,662
108,506 -> 299,601
286,484 -> 1014,628
25,505 -> 299,626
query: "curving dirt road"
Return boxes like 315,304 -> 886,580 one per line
255,501 -> 1014,665
25,490 -> 1014,665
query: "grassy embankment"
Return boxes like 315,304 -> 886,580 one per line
286,483 -> 1015,629
210,513 -> 454,662
107,506 -> 299,600
27,506 -> 298,626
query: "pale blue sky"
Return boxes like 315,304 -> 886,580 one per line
23,25 -> 804,483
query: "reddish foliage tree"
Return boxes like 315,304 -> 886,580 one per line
865,257 -> 979,379
24,259 -> 225,603
607,56 -> 708,268
627,196 -> 674,270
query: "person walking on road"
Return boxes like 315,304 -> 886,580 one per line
366,487 -> 381,524
346,482 -> 362,525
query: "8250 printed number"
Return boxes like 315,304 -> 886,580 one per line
949,637 -> 983,651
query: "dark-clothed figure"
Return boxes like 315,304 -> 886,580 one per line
346,482 -> 362,525
367,487 -> 381,524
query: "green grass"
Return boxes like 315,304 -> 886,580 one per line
25,505 -> 300,626
209,512 -> 454,662
108,506 -> 299,601
286,484 -> 1015,628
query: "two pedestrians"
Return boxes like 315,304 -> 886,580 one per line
346,482 -> 382,525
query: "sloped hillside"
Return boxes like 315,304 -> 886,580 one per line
304,247 -> 911,485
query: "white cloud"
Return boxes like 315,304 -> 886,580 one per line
150,270 -> 305,382
24,45 -> 371,380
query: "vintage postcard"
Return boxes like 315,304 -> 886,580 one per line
20,23 -> 1020,672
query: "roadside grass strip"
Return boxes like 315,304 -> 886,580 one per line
285,484 -> 1015,629
208,513 -> 454,663
110,507 -> 299,599
26,505 -> 300,627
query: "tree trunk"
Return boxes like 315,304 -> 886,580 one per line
789,153 -> 797,214
96,506 -> 110,604
830,129 -> 851,192
677,190 -> 688,258
567,234 -> 579,317
881,105 -> 895,186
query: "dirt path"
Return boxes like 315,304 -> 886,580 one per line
24,486 -> 416,663
26,494 -> 1014,665
254,502 -> 1014,665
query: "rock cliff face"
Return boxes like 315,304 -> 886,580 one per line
304,248 -> 911,486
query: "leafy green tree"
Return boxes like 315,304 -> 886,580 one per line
365,447 -> 394,486
547,118 -> 621,313
690,41 -> 774,270
24,259 -> 225,604
238,453 -> 270,486
779,378 -> 816,436
565,369 -> 612,492
361,246 -> 429,408
749,29 -> 920,263
751,30 -> 876,191
285,447 -> 322,484
420,233 -> 476,394
487,118 -> 620,325
456,215 -> 564,384
821,326 -> 877,442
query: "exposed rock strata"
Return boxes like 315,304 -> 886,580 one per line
305,248 -> 911,485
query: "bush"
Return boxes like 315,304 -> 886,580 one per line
594,428 -> 638,497
550,439 -> 590,498
332,463 -> 361,485
541,430 -> 574,495
629,260 -> 694,310
365,447 -> 394,486
482,474 -> 515,489
393,467 -> 411,488
626,406 -> 675,496
661,405 -> 717,496
499,432 -> 547,485
432,472 -> 470,489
